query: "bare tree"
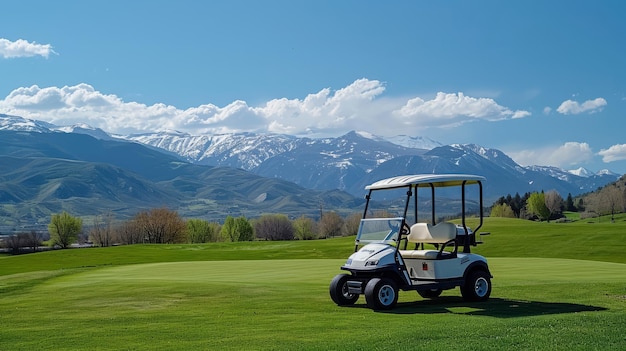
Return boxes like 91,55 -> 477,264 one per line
318,211 -> 343,238
544,190 -> 564,220
3,234 -> 23,255
133,208 -> 186,244
584,180 -> 626,221
342,212 -> 362,236
89,213 -> 114,247
601,186 -> 625,222
24,230 -> 43,252
113,220 -> 143,245
254,214 -> 294,240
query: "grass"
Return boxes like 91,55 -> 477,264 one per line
1,217 -> 626,350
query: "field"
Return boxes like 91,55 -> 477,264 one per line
1,216 -> 625,350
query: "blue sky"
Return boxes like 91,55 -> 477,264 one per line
1,0 -> 625,174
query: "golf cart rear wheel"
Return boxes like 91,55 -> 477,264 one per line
418,288 -> 442,299
461,270 -> 491,302
329,274 -> 359,306
364,277 -> 398,310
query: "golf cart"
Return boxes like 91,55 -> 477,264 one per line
329,174 -> 492,310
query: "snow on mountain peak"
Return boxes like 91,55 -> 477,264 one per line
386,134 -> 441,150
597,169 -> 619,177
568,167 -> 593,177
0,114 -> 55,133
55,123 -> 114,140
355,130 -> 377,140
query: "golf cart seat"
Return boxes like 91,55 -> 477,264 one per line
400,222 -> 458,260
408,222 -> 457,243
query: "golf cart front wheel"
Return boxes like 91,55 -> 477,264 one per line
461,270 -> 491,302
329,274 -> 359,306
364,277 -> 398,310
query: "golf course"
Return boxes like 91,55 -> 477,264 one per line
1,216 -> 625,350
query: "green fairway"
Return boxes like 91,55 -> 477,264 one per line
1,258 -> 625,350
1,217 -> 626,350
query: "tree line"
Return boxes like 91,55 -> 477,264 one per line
4,175 -> 624,253
1,208 -> 363,253
491,175 -> 626,222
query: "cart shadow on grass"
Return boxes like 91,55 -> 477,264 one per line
362,297 -> 606,318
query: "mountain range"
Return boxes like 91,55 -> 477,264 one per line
123,128 -> 619,199
0,114 -> 620,231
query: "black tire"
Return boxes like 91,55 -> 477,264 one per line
461,270 -> 491,302
418,288 -> 442,299
329,274 -> 359,306
364,277 -> 398,310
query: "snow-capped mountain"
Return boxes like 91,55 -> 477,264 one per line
127,131 -> 303,169
56,123 -> 115,141
0,114 -> 621,200
125,130 -> 423,192
119,130 -> 622,198
0,114 -> 56,133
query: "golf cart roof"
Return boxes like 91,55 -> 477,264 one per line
365,174 -> 486,190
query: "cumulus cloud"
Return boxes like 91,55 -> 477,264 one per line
0,79 -> 530,136
509,142 -> 594,168
393,92 -> 530,128
0,38 -> 56,58
556,97 -> 607,115
598,144 -> 626,162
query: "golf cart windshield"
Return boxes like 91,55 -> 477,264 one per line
356,217 -> 403,244
356,174 -> 486,253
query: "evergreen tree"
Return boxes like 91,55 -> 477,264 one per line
565,193 -> 576,212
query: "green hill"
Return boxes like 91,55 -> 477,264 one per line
0,131 -> 364,230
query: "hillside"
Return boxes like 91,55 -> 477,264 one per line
574,174 -> 626,217
0,131 -> 364,231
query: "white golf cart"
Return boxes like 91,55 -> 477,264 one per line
330,174 -> 492,310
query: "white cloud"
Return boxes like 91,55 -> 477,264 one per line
393,92 -> 530,128
0,79 -> 530,136
509,142 -> 594,168
0,38 -> 56,59
598,144 -> 626,162
556,97 -> 607,115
